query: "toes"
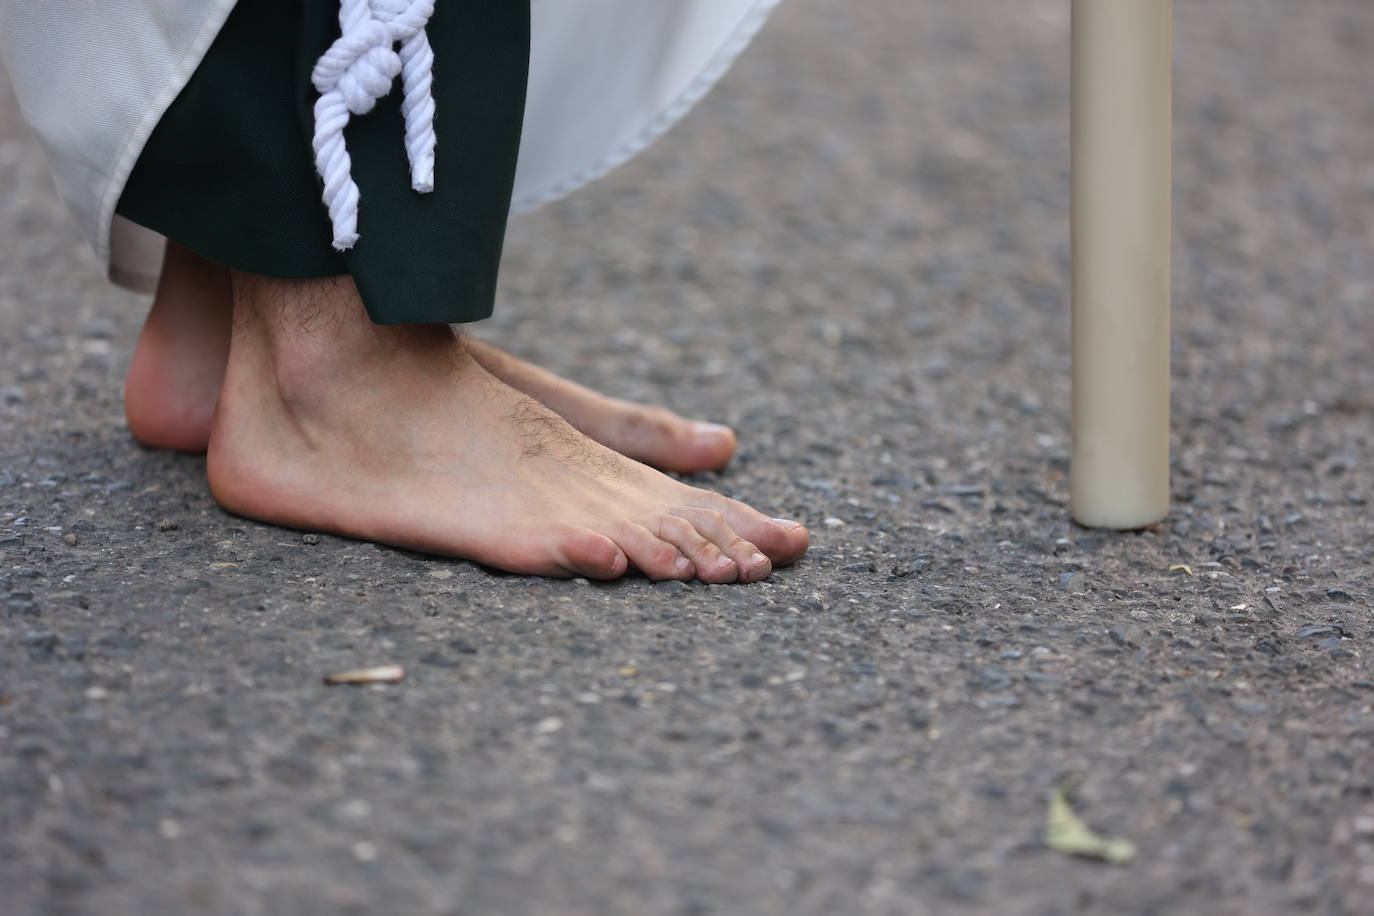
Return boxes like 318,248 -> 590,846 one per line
656,514 -> 739,584
677,420 -> 737,471
613,521 -> 695,581
669,507 -> 771,583
690,495 -> 809,567
762,517 -> 810,566
612,404 -> 737,473
549,526 -> 628,580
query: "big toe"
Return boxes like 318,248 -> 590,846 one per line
609,404 -> 736,473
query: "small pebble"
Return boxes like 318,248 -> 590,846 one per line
891,559 -> 929,577
1297,624 -> 1351,640
83,319 -> 116,338
534,717 -> 564,735
336,799 -> 372,821
19,630 -> 58,651
301,533 -> 320,545
63,534 -> 79,546
6,598 -> 40,616
156,520 -> 179,532
655,579 -> 690,593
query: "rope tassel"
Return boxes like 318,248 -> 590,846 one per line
311,0 -> 437,250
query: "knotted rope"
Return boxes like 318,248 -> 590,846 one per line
311,0 -> 437,250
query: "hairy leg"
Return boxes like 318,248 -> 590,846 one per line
206,271 -> 807,581
126,244 -> 737,471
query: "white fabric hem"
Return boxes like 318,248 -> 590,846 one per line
96,0 -> 239,268
510,0 -> 781,216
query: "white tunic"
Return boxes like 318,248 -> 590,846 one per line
0,0 -> 779,291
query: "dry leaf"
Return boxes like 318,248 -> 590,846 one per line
324,665 -> 405,686
1045,785 -> 1136,865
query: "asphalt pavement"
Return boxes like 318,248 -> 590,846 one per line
3,1 -> 1374,913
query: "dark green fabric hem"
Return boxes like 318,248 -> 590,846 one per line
117,0 -> 530,326
355,269 -> 495,326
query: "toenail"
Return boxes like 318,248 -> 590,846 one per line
771,517 -> 802,529
749,552 -> 768,568
693,422 -> 731,442
675,557 -> 691,574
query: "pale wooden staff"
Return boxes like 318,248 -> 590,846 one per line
1071,0 -> 1173,529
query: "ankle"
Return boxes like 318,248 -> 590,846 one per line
225,271 -> 464,413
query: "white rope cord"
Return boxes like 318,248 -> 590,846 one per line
311,0 -> 437,250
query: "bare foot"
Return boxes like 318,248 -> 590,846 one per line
125,245 -> 737,470
462,338 -> 736,473
123,242 -> 232,452
207,272 -> 807,582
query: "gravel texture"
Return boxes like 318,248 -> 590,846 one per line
3,1 -> 1374,913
